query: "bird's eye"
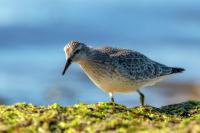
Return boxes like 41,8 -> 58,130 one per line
74,49 -> 80,54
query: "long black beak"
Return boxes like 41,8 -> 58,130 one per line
62,58 -> 72,76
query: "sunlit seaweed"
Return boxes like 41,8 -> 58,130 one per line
0,101 -> 200,132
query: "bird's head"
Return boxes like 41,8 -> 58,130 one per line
62,41 -> 89,75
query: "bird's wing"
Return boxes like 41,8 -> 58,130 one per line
110,49 -> 172,81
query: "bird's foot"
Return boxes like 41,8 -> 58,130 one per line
137,90 -> 145,106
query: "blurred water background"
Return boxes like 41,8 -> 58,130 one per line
0,0 -> 200,107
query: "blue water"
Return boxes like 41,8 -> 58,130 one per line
0,0 -> 200,107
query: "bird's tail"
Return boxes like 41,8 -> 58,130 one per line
171,67 -> 185,74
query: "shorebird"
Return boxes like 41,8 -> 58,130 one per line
62,41 -> 185,106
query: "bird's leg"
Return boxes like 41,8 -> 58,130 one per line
137,90 -> 145,106
109,92 -> 115,102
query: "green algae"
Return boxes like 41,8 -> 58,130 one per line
0,101 -> 200,133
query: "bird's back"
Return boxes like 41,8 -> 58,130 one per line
96,47 -> 184,82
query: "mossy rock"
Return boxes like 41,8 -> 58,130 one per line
0,101 -> 200,133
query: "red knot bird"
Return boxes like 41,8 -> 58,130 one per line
62,41 -> 185,106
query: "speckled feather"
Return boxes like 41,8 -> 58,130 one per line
94,47 -> 173,81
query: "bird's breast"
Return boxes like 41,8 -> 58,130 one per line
79,61 -> 140,93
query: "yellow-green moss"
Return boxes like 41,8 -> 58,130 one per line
0,101 -> 200,133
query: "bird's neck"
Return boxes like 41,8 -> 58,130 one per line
75,47 -> 95,64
